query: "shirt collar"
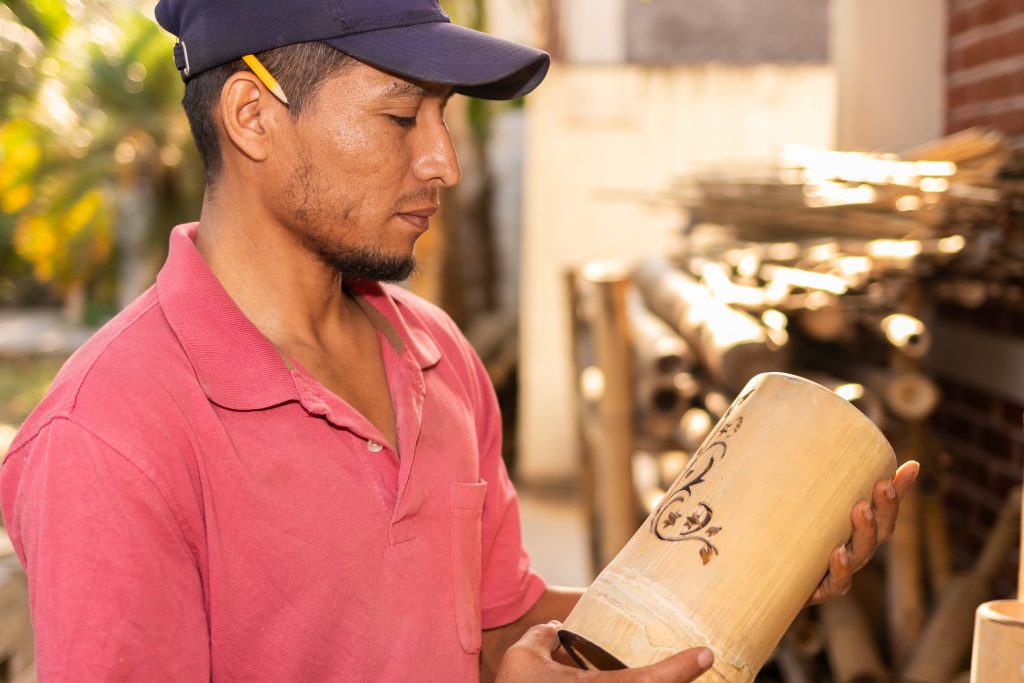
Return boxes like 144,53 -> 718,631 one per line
156,223 -> 441,411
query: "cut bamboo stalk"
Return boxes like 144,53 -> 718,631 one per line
921,486 -> 955,596
579,261 -> 637,567
903,488 -> 1022,682
888,487 -> 926,670
677,407 -> 715,453
634,258 -> 789,392
773,640 -> 814,683
820,592 -> 888,683
559,373 -> 895,681
969,600 -> 1024,683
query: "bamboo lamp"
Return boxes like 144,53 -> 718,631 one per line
559,372 -> 896,682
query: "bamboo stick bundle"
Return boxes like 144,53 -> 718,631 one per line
902,487 -> 1022,682
899,127 -> 1006,165
633,258 -> 789,392
559,373 -> 895,681
820,592 -> 888,683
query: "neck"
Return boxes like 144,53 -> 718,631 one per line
194,176 -> 357,349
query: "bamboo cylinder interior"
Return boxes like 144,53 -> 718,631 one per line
559,372 -> 896,682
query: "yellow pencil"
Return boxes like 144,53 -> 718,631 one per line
242,54 -> 289,106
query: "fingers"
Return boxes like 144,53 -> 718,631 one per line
603,647 -> 714,683
806,545 -> 852,605
847,500 -> 878,569
873,460 -> 920,543
512,621 -> 563,657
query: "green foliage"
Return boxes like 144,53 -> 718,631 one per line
0,1 -> 203,313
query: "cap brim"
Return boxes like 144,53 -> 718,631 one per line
324,22 -> 549,100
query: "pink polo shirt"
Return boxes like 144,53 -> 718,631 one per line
1,223 -> 546,681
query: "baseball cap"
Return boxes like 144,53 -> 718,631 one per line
153,0 -> 550,100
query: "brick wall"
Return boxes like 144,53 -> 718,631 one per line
947,0 -> 1024,135
936,3 -> 1024,591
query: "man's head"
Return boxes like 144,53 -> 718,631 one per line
155,0 -> 549,282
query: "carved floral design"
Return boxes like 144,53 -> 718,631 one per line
648,388 -> 753,564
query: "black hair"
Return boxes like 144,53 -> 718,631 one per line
181,42 -> 355,186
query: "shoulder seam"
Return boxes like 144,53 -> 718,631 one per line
70,296 -> 162,412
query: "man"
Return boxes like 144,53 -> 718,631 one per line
0,1 -> 917,681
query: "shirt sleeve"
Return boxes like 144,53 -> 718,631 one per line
470,354 -> 547,630
1,417 -> 210,682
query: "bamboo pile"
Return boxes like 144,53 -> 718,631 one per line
565,128 -> 1024,681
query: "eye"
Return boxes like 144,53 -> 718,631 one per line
387,114 -> 417,129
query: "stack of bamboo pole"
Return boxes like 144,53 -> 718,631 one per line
565,127 -> 1024,681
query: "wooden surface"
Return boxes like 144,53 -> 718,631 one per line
560,372 -> 895,681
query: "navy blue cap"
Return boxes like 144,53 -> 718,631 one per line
154,0 -> 550,100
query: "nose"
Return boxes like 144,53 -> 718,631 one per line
412,117 -> 462,188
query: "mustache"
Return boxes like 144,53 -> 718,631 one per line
393,189 -> 440,213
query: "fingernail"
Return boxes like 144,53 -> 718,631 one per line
838,546 -> 849,566
862,505 -> 874,520
698,648 -> 714,670
886,484 -> 897,500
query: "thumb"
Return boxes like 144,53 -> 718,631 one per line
606,647 -> 714,683
511,621 -> 563,657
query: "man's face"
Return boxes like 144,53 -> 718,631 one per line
268,60 -> 461,282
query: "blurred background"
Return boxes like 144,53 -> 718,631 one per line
2,0 -> 1024,681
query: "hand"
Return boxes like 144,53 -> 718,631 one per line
806,460 -> 920,605
495,621 -> 714,682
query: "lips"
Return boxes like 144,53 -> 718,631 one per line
396,206 -> 438,231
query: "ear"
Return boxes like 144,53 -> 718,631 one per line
217,71 -> 285,165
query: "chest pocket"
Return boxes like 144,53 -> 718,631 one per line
450,480 -> 488,654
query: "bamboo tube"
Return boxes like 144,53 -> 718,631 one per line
634,258 -> 788,392
658,451 -> 688,491
921,484 -> 955,596
888,488 -> 926,670
558,373 -> 895,681
784,611 -> 825,659
820,593 -> 888,683
627,290 -> 696,376
969,600 -> 1024,682
632,450 -> 667,517
804,372 -> 886,428
871,313 -> 931,360
847,366 -> 940,421
902,488 -> 1022,683
579,261 -> 637,567
796,298 -> 854,344
677,407 -> 715,453
773,640 -> 814,683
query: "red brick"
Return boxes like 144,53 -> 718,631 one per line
995,106 -> 1024,134
996,25 -> 1024,59
950,8 -> 973,35
980,0 -> 1011,25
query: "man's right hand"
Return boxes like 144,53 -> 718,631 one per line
495,621 -> 714,682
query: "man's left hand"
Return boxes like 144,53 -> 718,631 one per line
805,460 -> 920,605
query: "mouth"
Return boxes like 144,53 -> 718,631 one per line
396,206 -> 438,231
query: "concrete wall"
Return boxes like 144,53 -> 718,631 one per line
831,0 -> 947,151
517,63 -> 837,483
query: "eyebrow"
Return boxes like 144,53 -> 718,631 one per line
380,81 -> 456,100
